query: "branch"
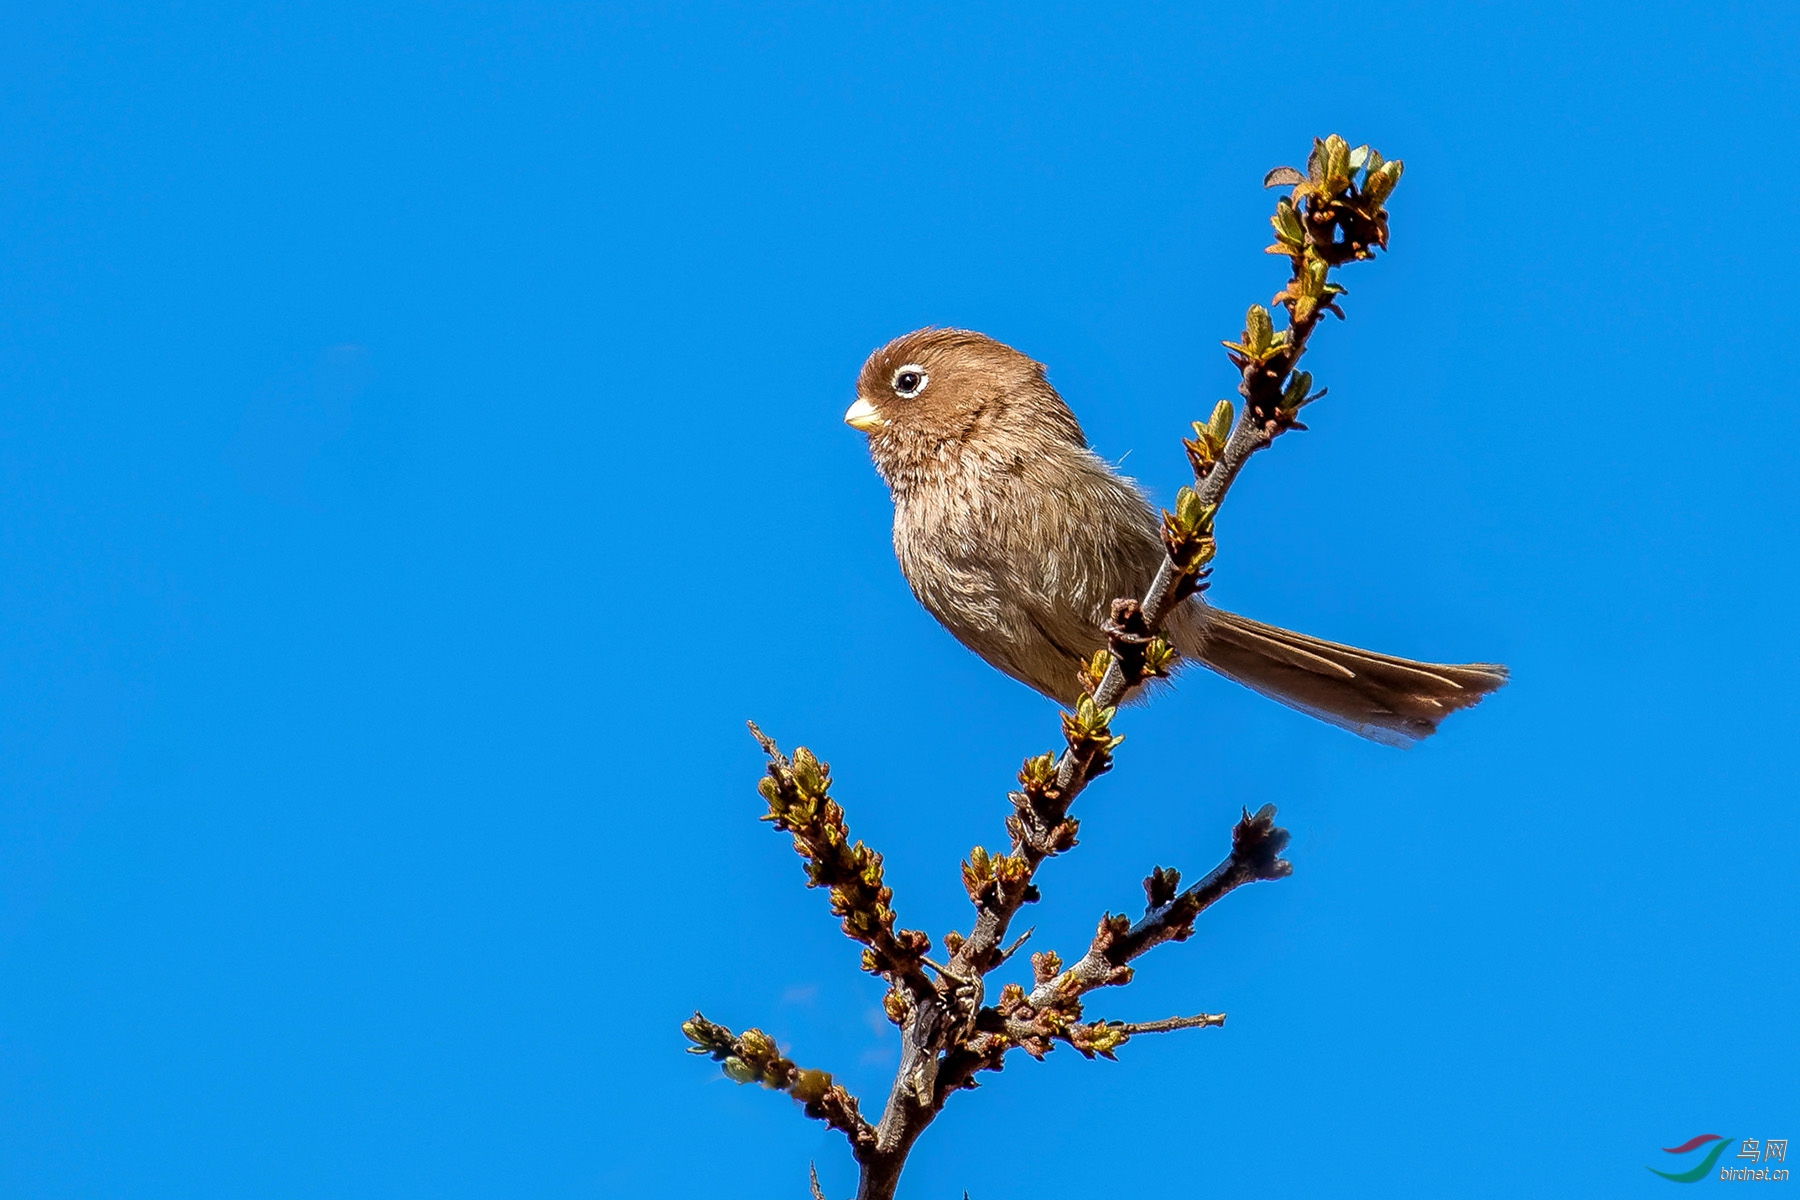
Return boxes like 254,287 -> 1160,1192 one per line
682,1012 -> 876,1159
1098,1012 -> 1230,1038
1085,134 -> 1402,725
857,135 -> 1391,1194
950,134 -> 1396,991
995,1010 -> 1227,1061
932,805 -> 1288,1085
683,134 -> 1409,1200
748,722 -> 937,1002
1026,804 -> 1292,1008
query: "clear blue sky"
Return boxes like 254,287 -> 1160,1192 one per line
2,3 -> 1795,1197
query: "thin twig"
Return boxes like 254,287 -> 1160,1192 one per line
993,927 -> 1034,967
1026,805 -> 1292,1008
681,1012 -> 877,1158
1110,1012 -> 1229,1037
748,722 -> 938,1002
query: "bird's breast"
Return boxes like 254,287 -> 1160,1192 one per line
889,443 -> 1160,611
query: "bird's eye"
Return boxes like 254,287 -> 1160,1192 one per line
891,365 -> 928,399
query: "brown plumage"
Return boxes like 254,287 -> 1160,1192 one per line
844,328 -> 1506,746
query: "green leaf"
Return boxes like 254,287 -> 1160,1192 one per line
1364,158 -> 1404,205
1270,197 -> 1305,246
1174,486 -> 1200,528
1173,487 -> 1216,535
1143,637 -> 1178,675
1073,694 -> 1116,733
792,747 -> 824,795
1244,305 -> 1273,356
1281,370 -> 1314,411
1323,134 -> 1351,187
1207,399 -> 1234,448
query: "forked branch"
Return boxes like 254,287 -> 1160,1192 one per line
684,135 -> 1403,1200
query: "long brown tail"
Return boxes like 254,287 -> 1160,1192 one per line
1174,608 -> 1507,746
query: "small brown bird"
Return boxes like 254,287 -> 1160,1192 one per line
844,328 -> 1506,745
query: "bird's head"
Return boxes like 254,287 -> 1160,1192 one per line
845,329 -> 1086,485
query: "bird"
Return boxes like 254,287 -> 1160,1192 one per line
842,327 -> 1506,746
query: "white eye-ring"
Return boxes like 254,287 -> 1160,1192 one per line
891,364 -> 928,399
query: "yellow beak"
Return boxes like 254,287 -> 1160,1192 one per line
843,397 -> 886,433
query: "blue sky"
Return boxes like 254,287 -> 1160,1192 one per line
2,3 -> 1795,1197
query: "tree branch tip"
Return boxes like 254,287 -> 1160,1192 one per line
808,1162 -> 826,1200
1105,1011 -> 1228,1040
746,719 -> 784,763
995,927 -> 1034,965
1233,805 -> 1294,880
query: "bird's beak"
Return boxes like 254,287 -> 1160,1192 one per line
843,397 -> 886,433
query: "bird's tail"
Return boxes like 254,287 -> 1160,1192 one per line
1170,606 -> 1507,746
